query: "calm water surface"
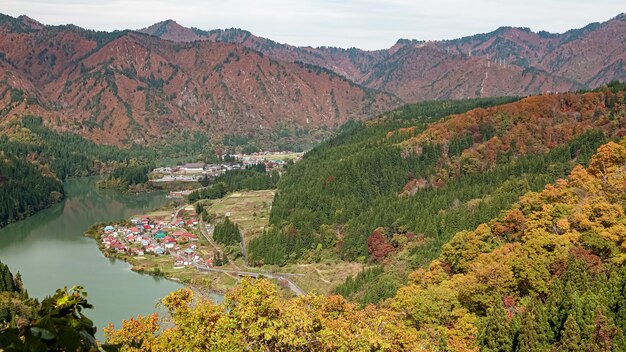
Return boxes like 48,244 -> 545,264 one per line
0,178 -> 196,339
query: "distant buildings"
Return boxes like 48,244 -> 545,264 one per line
181,163 -> 206,174
151,151 -> 303,183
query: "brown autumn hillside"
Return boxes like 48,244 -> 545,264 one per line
1,13 -> 624,147
141,14 -> 626,102
394,89 -> 626,193
0,14 -> 398,146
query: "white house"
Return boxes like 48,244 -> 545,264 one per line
180,163 -> 206,174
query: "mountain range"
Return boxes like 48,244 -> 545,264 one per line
0,13 -> 624,146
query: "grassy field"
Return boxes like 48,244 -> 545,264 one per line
207,190 -> 275,243
279,262 -> 369,295
240,152 -> 303,161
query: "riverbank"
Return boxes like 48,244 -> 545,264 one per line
83,205 -> 242,294
84,191 -> 314,297
0,177 -> 183,341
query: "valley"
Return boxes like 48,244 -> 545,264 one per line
1,8 -> 626,351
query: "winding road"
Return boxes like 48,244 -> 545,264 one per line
196,218 -> 305,296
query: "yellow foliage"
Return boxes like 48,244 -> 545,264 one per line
106,140 -> 626,352
107,278 -> 423,351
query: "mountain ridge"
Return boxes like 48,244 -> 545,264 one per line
0,13 -> 624,147
137,13 -> 626,102
0,15 -> 399,146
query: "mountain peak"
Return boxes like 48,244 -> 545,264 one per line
23,17 -> 43,30
138,19 -> 204,42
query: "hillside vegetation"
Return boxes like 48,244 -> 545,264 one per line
0,115 -> 213,227
102,136 -> 626,351
249,84 -> 626,303
3,134 -> 626,350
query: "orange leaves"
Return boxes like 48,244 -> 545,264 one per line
588,141 -> 626,178
491,209 -> 526,241
103,314 -> 160,351
107,277 -> 423,351
391,138 -> 626,349
161,288 -> 193,311
569,165 -> 601,192
399,90 -> 626,179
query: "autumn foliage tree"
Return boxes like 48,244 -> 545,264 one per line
367,228 -> 395,263
18,137 -> 626,351
104,278 -> 422,351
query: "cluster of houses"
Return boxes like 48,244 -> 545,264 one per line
235,151 -> 303,169
152,162 -> 243,183
153,162 -> 242,177
152,151 -> 302,183
99,215 -> 214,269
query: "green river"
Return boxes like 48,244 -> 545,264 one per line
0,177 -> 219,340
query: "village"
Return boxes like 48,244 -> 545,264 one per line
88,174 -> 314,295
87,149 -> 360,297
151,151 -> 303,184
97,211 -> 210,270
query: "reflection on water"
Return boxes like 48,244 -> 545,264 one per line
0,177 -> 182,340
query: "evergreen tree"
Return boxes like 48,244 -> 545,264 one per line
517,300 -> 550,352
558,315 -> 582,352
213,217 -> 241,246
0,260 -> 21,293
479,302 -> 513,352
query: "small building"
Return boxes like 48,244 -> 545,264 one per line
171,230 -> 186,238
104,225 -> 115,232
113,243 -> 126,253
181,163 -> 206,174
182,233 -> 198,241
164,236 -> 177,248
174,258 -> 185,269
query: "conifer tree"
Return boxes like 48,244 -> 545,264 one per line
559,315 -> 582,352
479,302 -> 513,352
517,300 -> 551,352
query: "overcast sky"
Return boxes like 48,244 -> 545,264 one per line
2,0 -> 624,49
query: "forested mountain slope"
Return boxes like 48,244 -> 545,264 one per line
102,136 -> 626,351
249,84 -> 626,302
0,115 -> 213,228
5,129 -> 626,351
0,14 -> 398,147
